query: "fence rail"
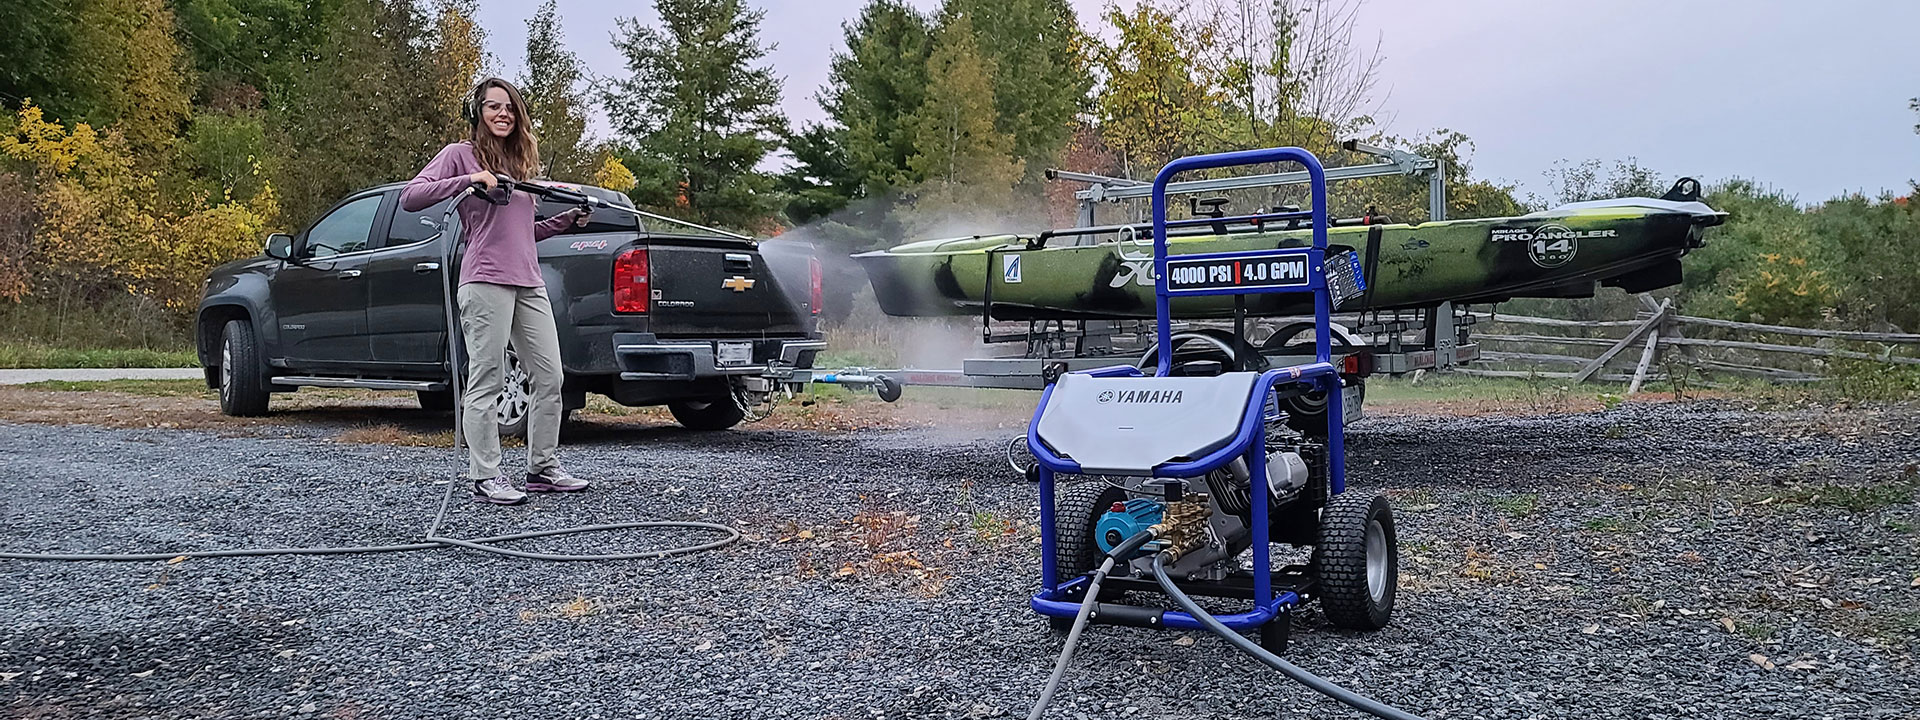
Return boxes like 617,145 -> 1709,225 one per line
1467,296 -> 1919,393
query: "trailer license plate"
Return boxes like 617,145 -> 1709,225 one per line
717,341 -> 753,367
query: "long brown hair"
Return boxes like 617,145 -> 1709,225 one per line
468,77 -> 540,181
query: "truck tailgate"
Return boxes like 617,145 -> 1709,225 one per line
645,239 -> 808,337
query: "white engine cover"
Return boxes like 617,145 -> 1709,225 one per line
1034,372 -> 1260,475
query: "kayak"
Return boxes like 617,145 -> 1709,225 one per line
853,179 -> 1725,319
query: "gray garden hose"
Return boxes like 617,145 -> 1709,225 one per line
1151,554 -> 1428,720
0,183 -> 742,564
1026,556 -> 1117,720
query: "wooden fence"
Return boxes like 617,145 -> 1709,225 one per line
1459,295 -> 1920,393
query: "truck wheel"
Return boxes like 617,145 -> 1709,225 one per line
1314,492 -> 1398,630
495,348 -> 533,438
1049,481 -> 1129,632
217,319 -> 270,417
417,389 -> 455,411
668,397 -> 744,431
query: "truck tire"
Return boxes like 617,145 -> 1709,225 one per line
217,318 -> 270,417
1314,492 -> 1397,630
668,397 -> 744,431
417,389 -> 455,411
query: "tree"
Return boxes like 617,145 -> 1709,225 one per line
174,0 -> 342,109
940,0 -> 1092,180
905,12 -> 1024,215
1091,1 -> 1232,175
817,0 -> 933,193
66,0 -> 195,165
778,123 -> 862,225
604,0 -> 787,231
518,0 -> 592,182
273,0 -> 449,226
426,0 -> 488,144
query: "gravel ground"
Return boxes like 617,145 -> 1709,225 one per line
3,396 -> 1917,720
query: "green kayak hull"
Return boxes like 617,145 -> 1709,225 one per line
853,193 -> 1725,320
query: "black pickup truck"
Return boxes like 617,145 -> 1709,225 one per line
194,180 -> 824,432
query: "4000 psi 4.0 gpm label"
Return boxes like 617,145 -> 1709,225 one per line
1165,251 -> 1311,293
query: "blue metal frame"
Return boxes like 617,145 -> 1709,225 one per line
1027,147 -> 1348,632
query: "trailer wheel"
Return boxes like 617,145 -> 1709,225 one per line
1314,492 -> 1397,630
1050,481 -> 1128,631
1280,375 -> 1363,435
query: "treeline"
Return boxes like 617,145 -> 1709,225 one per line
0,0 -> 1913,338
1507,159 -> 1920,334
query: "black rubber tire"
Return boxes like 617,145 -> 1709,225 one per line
1314,492 -> 1398,630
668,397 -> 745,431
1282,376 -> 1363,435
217,319 -> 270,417
417,389 -> 455,411
1054,482 -> 1126,579
1048,481 -> 1129,633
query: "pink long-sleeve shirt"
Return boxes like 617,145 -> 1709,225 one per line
401,142 -> 574,288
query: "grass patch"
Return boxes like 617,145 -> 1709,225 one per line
20,378 -> 209,396
1491,493 -> 1539,518
334,424 -> 458,447
1583,516 -> 1630,533
1768,478 -> 1919,513
0,342 -> 197,369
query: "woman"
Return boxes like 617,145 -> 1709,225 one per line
400,77 -> 592,505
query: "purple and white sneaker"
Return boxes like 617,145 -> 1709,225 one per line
526,466 -> 591,493
472,477 -> 528,505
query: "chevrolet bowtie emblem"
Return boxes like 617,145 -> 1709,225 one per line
722,276 -> 755,292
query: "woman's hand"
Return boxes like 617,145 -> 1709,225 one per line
468,171 -> 499,190
569,207 -> 593,227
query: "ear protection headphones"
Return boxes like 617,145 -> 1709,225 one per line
463,77 -> 499,127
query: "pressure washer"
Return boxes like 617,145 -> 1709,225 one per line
0,177 -> 741,564
1021,148 -> 1423,720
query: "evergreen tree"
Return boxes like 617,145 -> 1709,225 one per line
518,0 -> 592,182
940,0 -> 1092,180
819,0 -> 934,192
604,0 -> 787,231
905,12 -> 1023,214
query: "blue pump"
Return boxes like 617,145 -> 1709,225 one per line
1093,498 -> 1163,556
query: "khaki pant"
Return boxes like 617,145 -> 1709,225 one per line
456,282 -> 563,480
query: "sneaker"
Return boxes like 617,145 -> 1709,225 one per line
526,466 -> 591,493
472,477 -> 528,505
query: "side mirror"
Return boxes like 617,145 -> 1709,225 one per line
264,233 -> 295,260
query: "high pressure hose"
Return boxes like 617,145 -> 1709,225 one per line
1150,554 -> 1428,720
0,181 -> 742,564
1027,529 -> 1158,720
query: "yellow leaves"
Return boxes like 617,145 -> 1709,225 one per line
5,101 -> 278,312
591,154 -> 638,193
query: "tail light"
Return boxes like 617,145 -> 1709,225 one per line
808,255 -> 822,316
613,248 -> 649,314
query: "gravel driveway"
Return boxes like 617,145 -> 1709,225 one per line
3,396 -> 1916,719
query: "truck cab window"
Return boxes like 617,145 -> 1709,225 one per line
387,195 -> 458,248
302,195 -> 382,258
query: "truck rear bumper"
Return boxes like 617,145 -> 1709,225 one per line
614,334 -> 824,382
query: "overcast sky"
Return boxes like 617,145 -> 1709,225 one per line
473,0 -> 1919,205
